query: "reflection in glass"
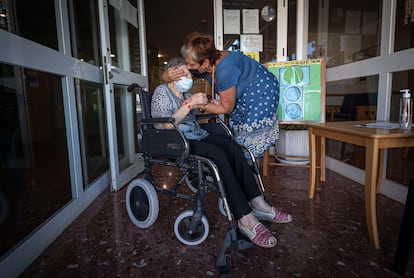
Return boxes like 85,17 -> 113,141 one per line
1,0 -> 58,50
308,0 -> 382,68
0,63 -> 71,257
222,1 -> 278,63
115,87 -> 125,171
288,0 -> 297,61
395,0 -> 414,52
325,76 -> 378,169
386,70 -> 414,186
114,86 -> 140,172
108,3 -> 142,74
128,21 -> 142,74
69,0 -> 101,66
76,80 -> 108,188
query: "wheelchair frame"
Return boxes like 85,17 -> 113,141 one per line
125,83 -> 269,274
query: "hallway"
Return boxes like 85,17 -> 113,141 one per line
22,165 -> 413,277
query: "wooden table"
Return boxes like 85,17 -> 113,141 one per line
308,121 -> 414,249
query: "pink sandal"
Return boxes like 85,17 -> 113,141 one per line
252,207 -> 292,223
238,222 -> 277,248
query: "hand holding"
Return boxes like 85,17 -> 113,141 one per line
210,99 -> 220,105
190,93 -> 208,105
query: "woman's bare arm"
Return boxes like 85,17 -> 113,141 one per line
194,86 -> 236,114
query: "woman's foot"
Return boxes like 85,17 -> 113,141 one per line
238,221 -> 277,248
252,206 -> 292,224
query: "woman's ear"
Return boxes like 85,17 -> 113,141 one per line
201,59 -> 210,68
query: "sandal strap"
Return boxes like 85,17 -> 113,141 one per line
238,222 -> 277,248
271,207 -> 292,223
252,207 -> 292,223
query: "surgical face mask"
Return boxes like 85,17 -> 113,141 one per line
189,69 -> 201,76
175,76 -> 193,92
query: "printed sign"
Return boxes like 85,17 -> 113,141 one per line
267,59 -> 326,123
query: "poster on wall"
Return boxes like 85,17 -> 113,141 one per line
267,59 -> 326,123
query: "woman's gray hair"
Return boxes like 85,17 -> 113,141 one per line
180,45 -> 198,63
164,57 -> 186,71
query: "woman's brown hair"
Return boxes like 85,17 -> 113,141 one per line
181,32 -> 221,65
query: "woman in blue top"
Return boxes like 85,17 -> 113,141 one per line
179,32 -> 279,159
152,57 -> 291,248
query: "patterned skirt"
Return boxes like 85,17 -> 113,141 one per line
229,65 -> 280,159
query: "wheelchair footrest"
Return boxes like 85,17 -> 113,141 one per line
216,228 -> 255,275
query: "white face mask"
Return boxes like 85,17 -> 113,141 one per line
175,76 -> 193,92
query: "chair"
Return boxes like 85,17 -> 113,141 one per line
125,83 -> 270,274
333,93 -> 377,121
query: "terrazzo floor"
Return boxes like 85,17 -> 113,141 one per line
22,165 -> 414,277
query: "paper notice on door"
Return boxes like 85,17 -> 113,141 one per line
224,9 -> 240,34
242,9 -> 259,34
240,34 -> 263,52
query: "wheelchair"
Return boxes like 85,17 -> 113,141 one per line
125,83 -> 271,274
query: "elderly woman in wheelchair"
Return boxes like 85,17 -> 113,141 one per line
126,57 -> 291,251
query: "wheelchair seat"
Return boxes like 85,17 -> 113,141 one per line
125,83 -> 270,274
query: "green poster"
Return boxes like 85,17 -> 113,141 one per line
268,59 -> 325,123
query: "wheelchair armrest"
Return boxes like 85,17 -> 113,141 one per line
140,117 -> 190,161
196,113 -> 219,121
141,117 -> 176,124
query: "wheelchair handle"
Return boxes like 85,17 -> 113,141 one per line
127,83 -> 141,92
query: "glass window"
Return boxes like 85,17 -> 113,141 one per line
287,0 -> 297,60
128,21 -> 142,74
325,76 -> 378,169
69,0 -> 102,66
222,1 -> 278,64
0,63 -> 71,257
308,0 -> 382,68
75,80 -> 109,188
386,70 -> 414,186
114,85 -> 140,172
0,0 -> 58,50
108,2 -> 142,74
394,0 -> 414,52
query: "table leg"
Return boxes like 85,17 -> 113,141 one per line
376,149 -> 385,193
320,136 -> 326,182
308,128 -> 317,199
365,140 -> 380,249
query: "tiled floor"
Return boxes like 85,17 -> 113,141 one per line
22,165 -> 413,277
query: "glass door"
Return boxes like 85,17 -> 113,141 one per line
99,0 -> 148,191
214,0 -> 287,64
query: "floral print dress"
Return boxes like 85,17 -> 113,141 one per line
215,52 -> 279,159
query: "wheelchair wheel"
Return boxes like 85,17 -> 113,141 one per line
174,210 -> 209,246
125,178 -> 159,229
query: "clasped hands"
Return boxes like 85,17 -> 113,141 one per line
184,92 -> 208,110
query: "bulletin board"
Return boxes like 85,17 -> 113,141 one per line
267,58 -> 326,124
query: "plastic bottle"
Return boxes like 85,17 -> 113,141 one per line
399,89 -> 412,129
